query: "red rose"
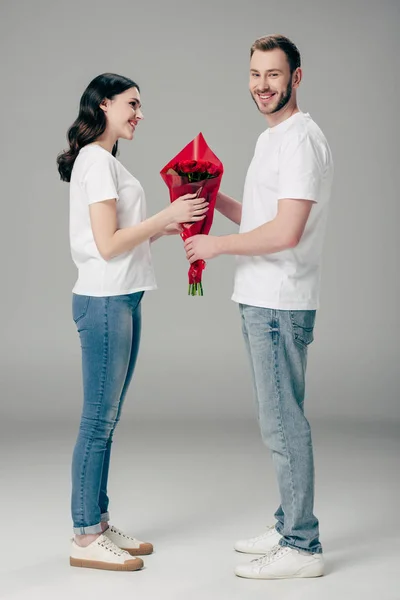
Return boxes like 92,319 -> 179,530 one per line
195,160 -> 211,173
207,163 -> 220,177
178,160 -> 199,173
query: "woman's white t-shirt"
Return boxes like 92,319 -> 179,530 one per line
69,144 -> 157,296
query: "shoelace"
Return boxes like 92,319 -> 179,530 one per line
251,545 -> 287,565
99,535 -> 128,556
110,526 -> 139,543
251,525 -> 276,542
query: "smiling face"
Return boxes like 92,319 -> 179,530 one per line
249,48 -> 300,117
100,87 -> 143,141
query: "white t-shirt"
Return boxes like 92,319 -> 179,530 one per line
69,144 -> 157,296
232,112 -> 333,310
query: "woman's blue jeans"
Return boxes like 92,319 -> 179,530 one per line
71,292 -> 143,534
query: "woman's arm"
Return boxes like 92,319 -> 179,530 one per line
89,196 -> 207,260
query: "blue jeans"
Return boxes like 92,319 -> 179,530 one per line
239,304 -> 322,554
71,292 -> 143,534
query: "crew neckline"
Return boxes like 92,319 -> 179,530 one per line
82,143 -> 112,154
268,111 -> 309,134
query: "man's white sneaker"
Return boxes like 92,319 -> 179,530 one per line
104,525 -> 153,556
235,544 -> 324,579
234,525 -> 282,554
70,534 -> 144,571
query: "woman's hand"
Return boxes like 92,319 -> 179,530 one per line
163,223 -> 183,236
150,222 -> 184,243
167,192 -> 209,224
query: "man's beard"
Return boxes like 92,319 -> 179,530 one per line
251,79 -> 293,114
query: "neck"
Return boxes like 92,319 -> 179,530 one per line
93,131 -> 118,153
264,101 -> 299,129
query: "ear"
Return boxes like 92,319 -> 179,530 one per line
99,98 -> 110,113
292,67 -> 302,89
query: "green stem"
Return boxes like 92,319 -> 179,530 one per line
187,282 -> 204,296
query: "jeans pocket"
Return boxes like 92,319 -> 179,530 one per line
72,294 -> 91,324
290,310 -> 316,347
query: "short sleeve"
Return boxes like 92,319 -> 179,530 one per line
82,154 -> 119,205
278,133 -> 324,202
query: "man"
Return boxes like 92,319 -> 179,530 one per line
185,34 -> 333,579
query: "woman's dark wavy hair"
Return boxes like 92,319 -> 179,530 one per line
57,73 -> 140,182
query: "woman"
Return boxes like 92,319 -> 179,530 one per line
57,73 -> 208,572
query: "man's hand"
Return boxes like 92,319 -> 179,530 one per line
184,235 -> 221,263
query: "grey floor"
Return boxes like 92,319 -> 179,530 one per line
1,417 -> 399,600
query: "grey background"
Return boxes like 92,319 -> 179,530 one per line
0,0 -> 399,425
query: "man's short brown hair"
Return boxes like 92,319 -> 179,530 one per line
250,34 -> 301,74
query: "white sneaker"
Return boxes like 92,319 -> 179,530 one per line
70,534 -> 144,571
104,525 -> 153,556
234,525 -> 282,554
235,544 -> 324,579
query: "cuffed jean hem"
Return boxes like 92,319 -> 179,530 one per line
278,538 -> 323,555
73,522 -> 103,535
275,523 -> 323,554
101,512 -> 110,522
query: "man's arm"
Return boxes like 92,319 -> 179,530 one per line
184,198 -> 314,261
215,191 -> 242,225
185,132 -> 324,262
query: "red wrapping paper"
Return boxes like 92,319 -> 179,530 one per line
160,132 -> 223,295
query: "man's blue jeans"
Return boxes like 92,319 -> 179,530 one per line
239,304 -> 322,554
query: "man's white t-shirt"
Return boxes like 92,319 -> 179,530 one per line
232,112 -> 333,310
69,144 -> 157,296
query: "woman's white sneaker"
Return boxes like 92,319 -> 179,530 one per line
70,534 -> 144,571
235,544 -> 324,579
104,525 -> 154,556
234,525 -> 282,554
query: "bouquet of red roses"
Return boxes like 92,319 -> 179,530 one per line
160,132 -> 223,295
